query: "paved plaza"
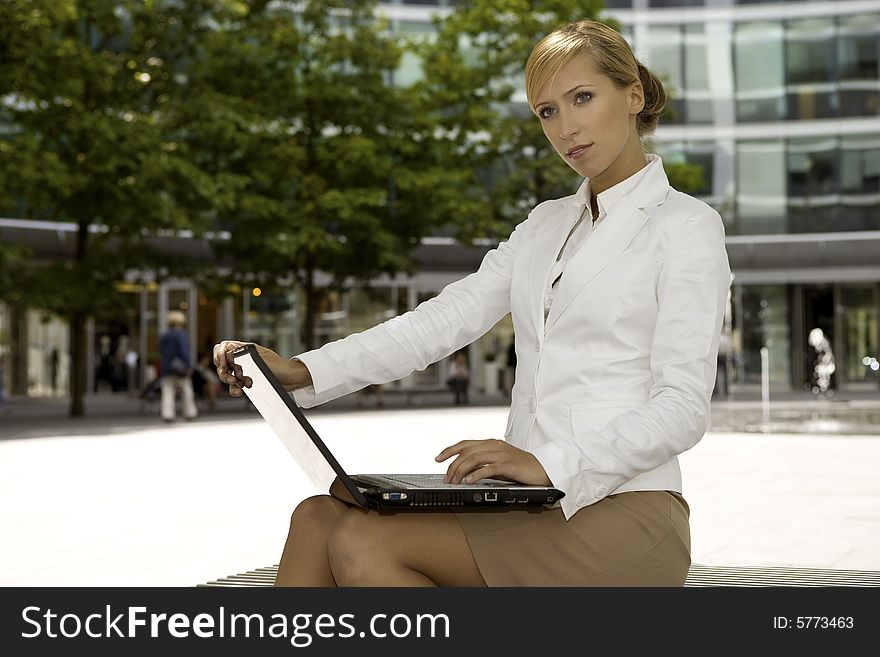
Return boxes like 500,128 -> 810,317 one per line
1,395 -> 879,586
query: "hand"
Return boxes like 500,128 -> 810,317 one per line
212,340 -> 313,397
435,439 -> 552,486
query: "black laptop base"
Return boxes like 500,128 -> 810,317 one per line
351,475 -> 564,510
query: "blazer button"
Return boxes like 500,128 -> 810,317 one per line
595,486 -> 607,498
576,494 -> 587,506
528,397 -> 537,413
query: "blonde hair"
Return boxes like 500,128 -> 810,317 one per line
525,20 -> 666,137
167,310 -> 186,327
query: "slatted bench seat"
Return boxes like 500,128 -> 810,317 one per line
198,563 -> 880,587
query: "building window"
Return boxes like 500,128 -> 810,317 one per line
683,23 -> 713,124
840,285 -> 880,386
785,18 -> 837,120
838,13 -> 880,117
734,21 -> 786,122
786,137 -> 839,233
653,140 -> 715,197
643,25 -> 684,124
736,140 -> 786,234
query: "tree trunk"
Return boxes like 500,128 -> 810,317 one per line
69,217 -> 90,417
69,310 -> 87,417
301,269 -> 317,352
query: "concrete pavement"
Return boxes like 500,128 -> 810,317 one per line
1,394 -> 879,586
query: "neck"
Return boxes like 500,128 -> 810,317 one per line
590,135 -> 650,196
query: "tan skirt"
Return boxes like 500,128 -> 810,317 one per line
454,490 -> 691,587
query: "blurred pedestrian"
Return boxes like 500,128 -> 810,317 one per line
49,348 -> 59,395
158,310 -> 198,422
503,339 -> 516,398
713,332 -> 729,400
356,384 -> 385,408
192,352 -> 221,413
446,351 -> 470,405
0,354 -> 7,416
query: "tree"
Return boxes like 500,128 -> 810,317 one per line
0,0 -> 219,415
164,0 -> 471,350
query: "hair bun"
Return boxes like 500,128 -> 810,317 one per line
636,62 -> 667,137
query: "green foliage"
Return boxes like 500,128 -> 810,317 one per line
663,161 -> 707,195
415,0 -> 607,242
0,0 -> 710,380
0,0 -> 220,282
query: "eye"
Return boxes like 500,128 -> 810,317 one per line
574,91 -> 593,104
537,105 -> 556,120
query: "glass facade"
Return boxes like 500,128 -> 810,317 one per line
840,285 -> 879,386
3,1 -> 879,397
734,284 -> 791,387
734,21 -> 787,122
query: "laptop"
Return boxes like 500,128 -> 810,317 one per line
230,343 -> 565,511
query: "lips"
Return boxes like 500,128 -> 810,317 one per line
566,144 -> 592,159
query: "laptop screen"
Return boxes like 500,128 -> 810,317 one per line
233,347 -> 336,492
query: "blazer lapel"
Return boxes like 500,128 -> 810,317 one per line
527,200 -> 586,338
544,195 -> 650,334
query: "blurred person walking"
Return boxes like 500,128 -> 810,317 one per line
503,339 -> 517,399
446,351 -> 470,405
158,311 -> 198,422
0,354 -> 7,416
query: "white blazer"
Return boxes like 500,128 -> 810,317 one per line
294,154 -> 732,520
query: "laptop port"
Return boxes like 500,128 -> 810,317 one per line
484,492 -> 498,502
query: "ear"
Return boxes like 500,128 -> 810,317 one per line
628,80 -> 645,115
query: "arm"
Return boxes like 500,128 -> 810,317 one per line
532,210 -> 732,513
292,219 -> 532,408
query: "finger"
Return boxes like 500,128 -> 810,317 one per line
441,440 -> 486,484
214,341 -> 240,374
462,463 -> 498,484
447,449 -> 505,484
218,340 -> 237,364
435,440 -> 477,462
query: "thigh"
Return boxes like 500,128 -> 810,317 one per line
456,491 -> 690,586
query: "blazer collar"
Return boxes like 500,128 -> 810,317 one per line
529,153 -> 671,336
563,153 -> 670,213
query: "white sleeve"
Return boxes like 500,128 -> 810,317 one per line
292,219 -> 532,408
532,209 -> 731,514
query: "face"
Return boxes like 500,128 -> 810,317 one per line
534,53 -> 646,193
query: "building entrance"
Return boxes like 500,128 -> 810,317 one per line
800,285 -> 836,393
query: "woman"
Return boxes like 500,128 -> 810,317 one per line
214,20 -> 731,586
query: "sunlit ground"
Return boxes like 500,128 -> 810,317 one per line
2,406 -> 879,586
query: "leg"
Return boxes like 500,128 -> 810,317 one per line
275,495 -> 352,586
160,376 -> 175,421
180,377 -> 198,419
327,509 -> 486,587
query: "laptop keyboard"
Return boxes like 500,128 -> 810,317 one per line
373,474 -> 464,488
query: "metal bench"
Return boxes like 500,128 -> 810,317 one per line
198,563 -> 880,587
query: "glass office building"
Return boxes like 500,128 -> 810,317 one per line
374,0 -> 880,396
2,0 -> 877,398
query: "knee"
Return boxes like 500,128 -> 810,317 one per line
326,510 -> 383,586
289,495 -> 342,532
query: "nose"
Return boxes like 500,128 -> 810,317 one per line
557,109 -> 580,141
